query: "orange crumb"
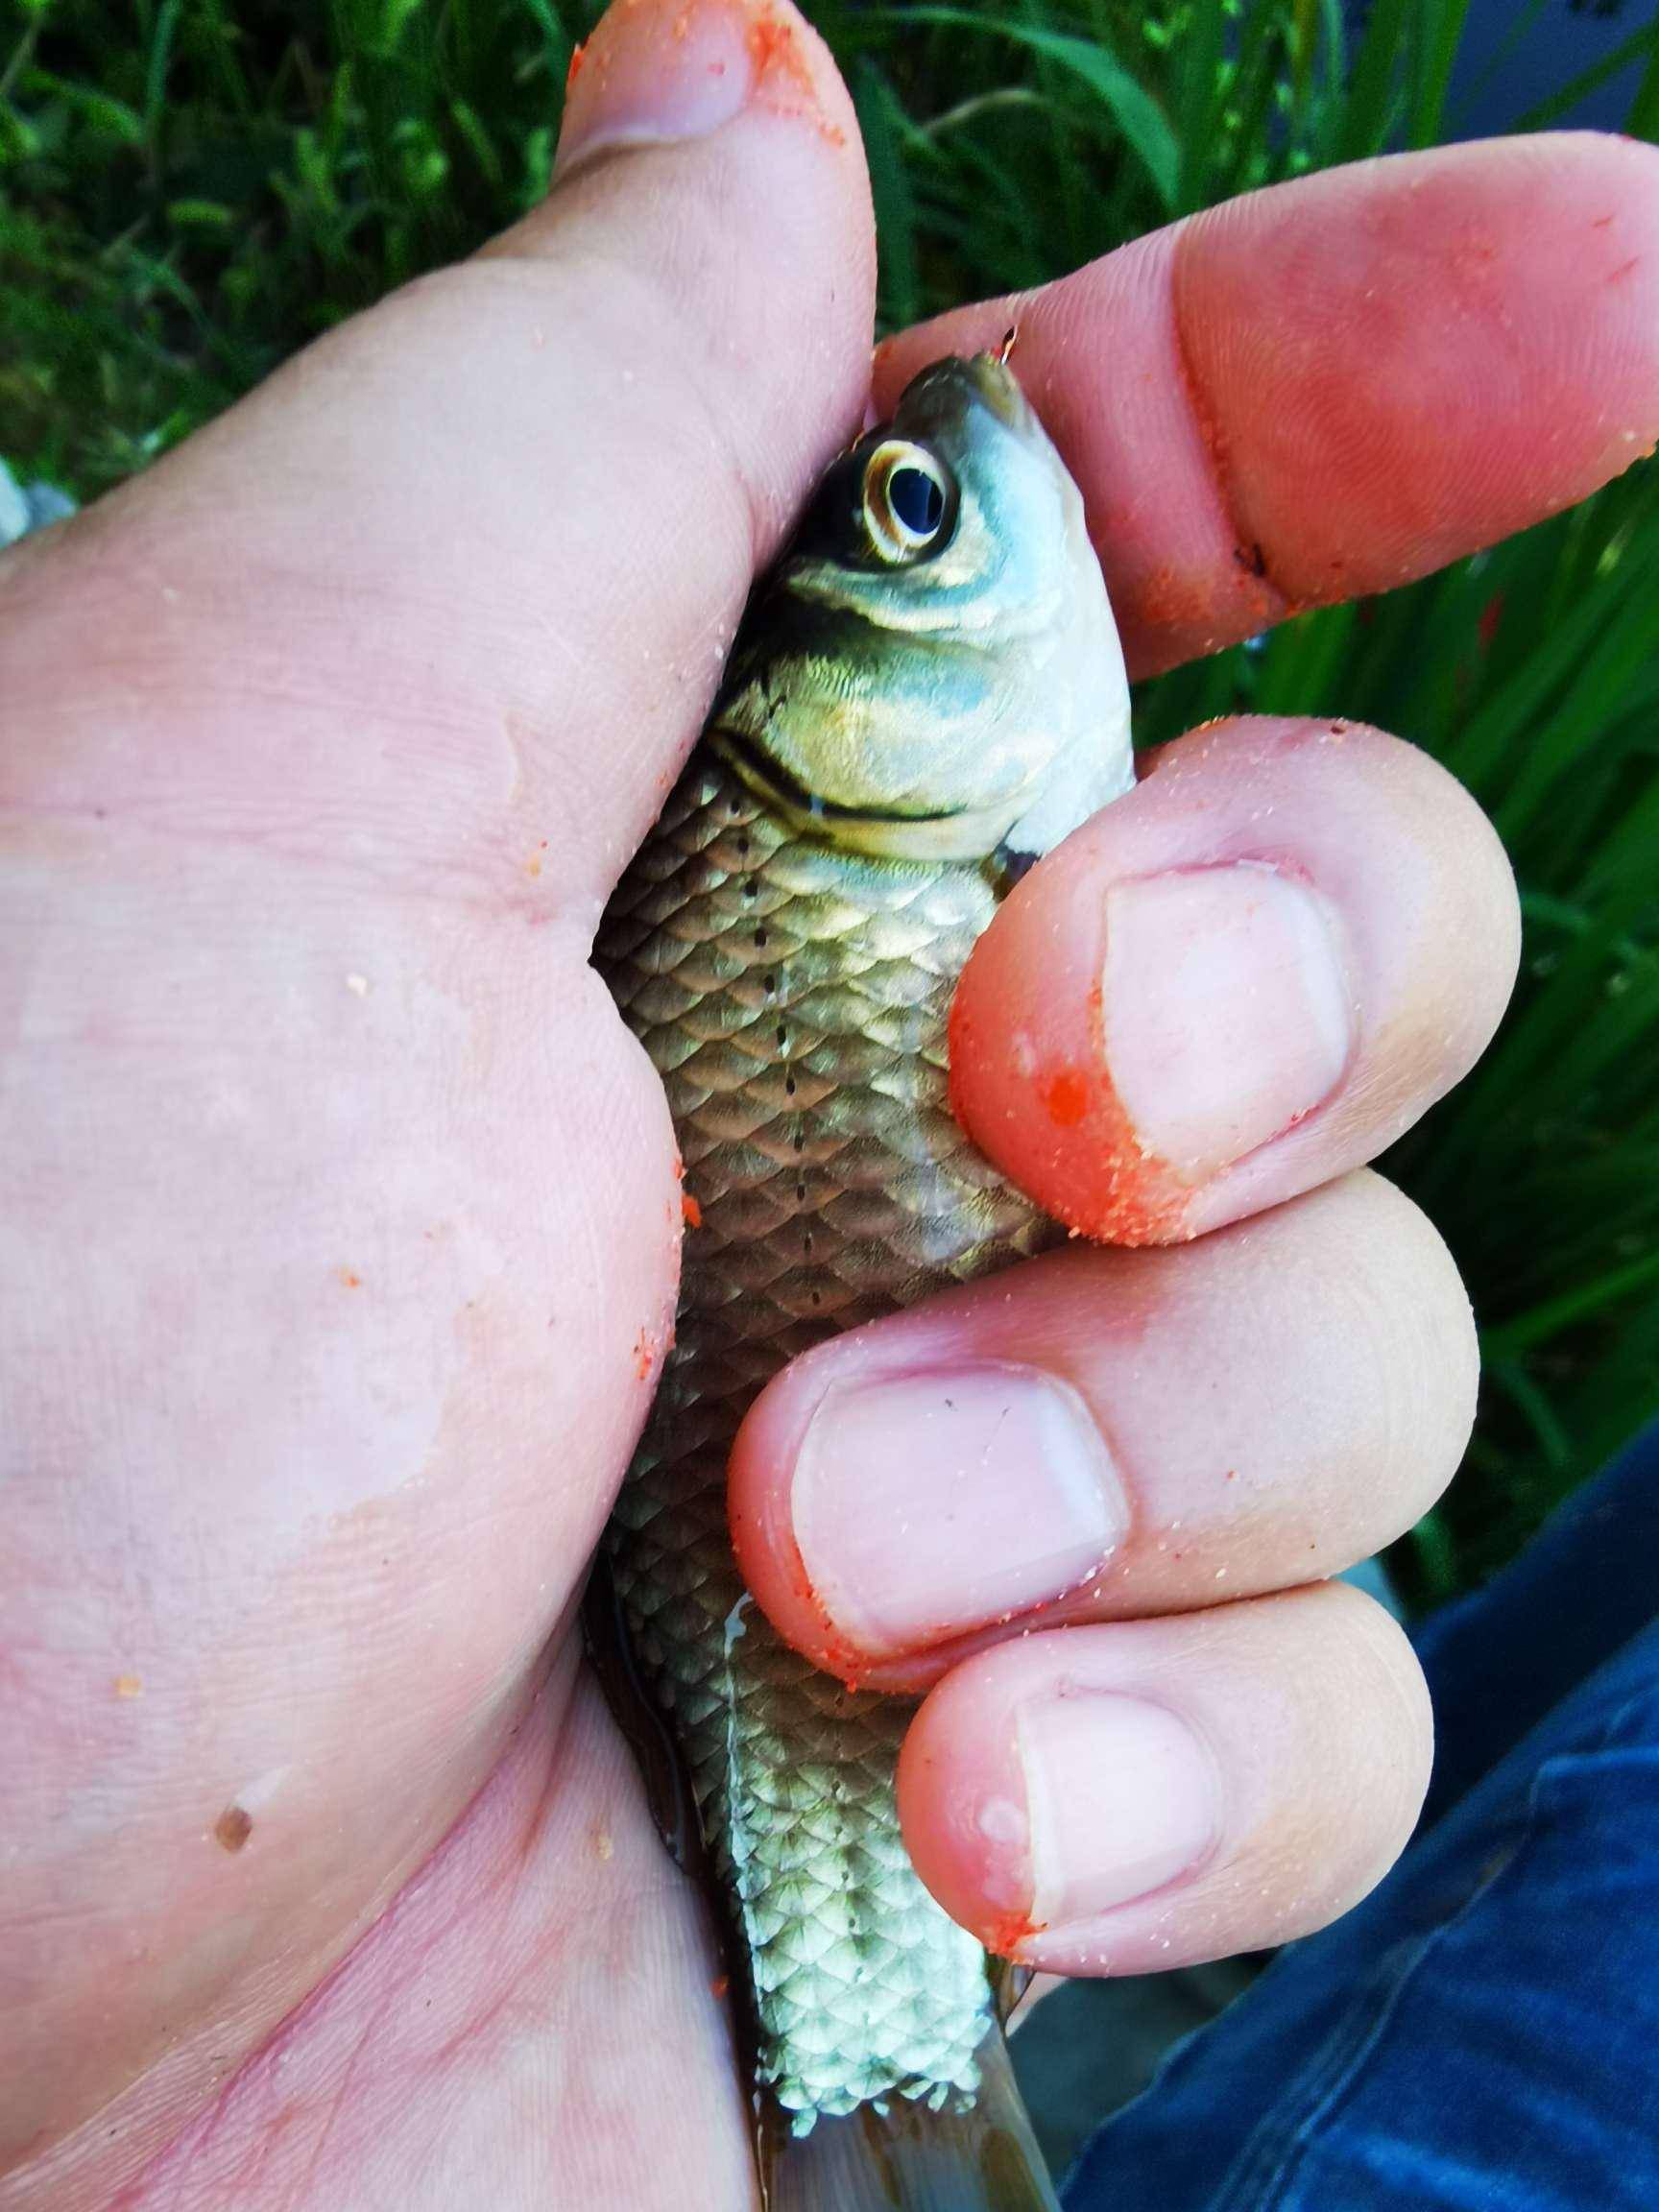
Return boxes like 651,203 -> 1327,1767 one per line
525,839 -> 548,879
113,1673 -> 143,1699
710,1973 -> 730,2000
682,1192 -> 703,1229
777,1538 -> 869,1691
747,5 -> 846,144
950,986 -> 1190,1249
981,1909 -> 1045,1958
337,1267 -> 362,1289
748,8 -> 808,90
1042,1069 -> 1090,1128
565,39 -> 586,93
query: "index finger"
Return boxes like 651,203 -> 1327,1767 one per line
876,132 -> 1659,678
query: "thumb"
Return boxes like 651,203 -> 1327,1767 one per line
3,0 -> 875,913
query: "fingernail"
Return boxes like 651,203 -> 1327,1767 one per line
1019,1694 -> 1222,1925
1101,864 -> 1354,1181
790,1361 -> 1127,1654
556,0 -> 798,179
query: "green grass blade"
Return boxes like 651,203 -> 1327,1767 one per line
879,7 -> 1180,212
1511,14 -> 1659,134
1484,1249 -> 1659,1361
1408,0 -> 1470,148
1338,0 -> 1411,156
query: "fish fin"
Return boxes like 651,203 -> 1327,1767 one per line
757,2031 -> 1059,2212
994,1955 -> 1036,2026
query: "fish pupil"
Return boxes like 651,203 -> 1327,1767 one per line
889,465 -> 944,539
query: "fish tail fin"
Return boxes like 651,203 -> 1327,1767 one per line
758,2032 -> 1059,2212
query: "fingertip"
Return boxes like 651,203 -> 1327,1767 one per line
1173,131 -> 1659,619
950,716 -> 1519,1243
897,1652 -> 1038,1957
552,0 -> 858,181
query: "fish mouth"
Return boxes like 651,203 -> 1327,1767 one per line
709,726 -> 1021,861
896,350 -> 1030,428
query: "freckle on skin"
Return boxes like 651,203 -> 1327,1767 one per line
214,1806 -> 253,1854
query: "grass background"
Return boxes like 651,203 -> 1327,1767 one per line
3,0 -> 1657,1604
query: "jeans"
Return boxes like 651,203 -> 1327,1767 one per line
1064,1422 -> 1659,2212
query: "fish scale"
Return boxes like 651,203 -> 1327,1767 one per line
596,751 -> 1058,2129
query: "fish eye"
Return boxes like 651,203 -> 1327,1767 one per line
888,464 -> 944,537
860,441 -> 954,564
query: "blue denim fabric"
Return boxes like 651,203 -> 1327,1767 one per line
1064,1422 -> 1659,2212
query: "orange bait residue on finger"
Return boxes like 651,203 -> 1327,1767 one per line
950,984 -> 1191,1248
747,5 -> 846,144
565,39 -> 587,93
734,1500 -> 871,1692
980,1908 -> 1046,1960
1042,1070 -> 1090,1128
682,1192 -> 703,1229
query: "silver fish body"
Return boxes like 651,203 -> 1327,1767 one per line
595,355 -> 1132,2209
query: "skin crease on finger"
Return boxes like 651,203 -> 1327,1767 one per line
0,3 -> 876,2201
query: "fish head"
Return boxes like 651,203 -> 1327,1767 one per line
709,351 -> 1132,863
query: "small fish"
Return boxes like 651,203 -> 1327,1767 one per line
595,352 -> 1132,2210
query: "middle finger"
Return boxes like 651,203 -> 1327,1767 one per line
730,1169 -> 1474,1693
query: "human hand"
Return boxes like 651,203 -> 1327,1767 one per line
3,3 -> 1655,2205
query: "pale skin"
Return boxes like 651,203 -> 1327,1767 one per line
3,1 -> 1657,2204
